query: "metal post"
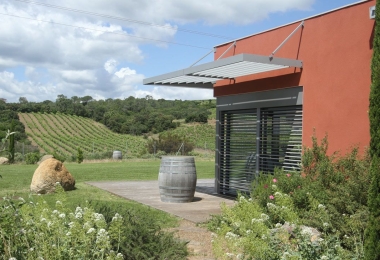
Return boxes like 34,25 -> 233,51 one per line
217,41 -> 236,60
270,21 -> 304,58
190,48 -> 215,67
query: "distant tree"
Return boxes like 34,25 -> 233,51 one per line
77,147 -> 83,164
19,97 -> 28,104
8,120 -> 15,164
365,2 -> 380,259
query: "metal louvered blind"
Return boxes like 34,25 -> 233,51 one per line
259,106 -> 303,173
219,109 -> 258,195
218,105 -> 302,196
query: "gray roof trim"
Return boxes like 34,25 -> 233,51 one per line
143,53 -> 302,88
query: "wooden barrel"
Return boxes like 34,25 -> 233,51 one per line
112,151 -> 122,160
158,156 -> 197,203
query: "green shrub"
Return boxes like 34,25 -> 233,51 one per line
25,152 -> 40,164
91,201 -> 188,260
77,147 -> 84,164
208,136 -> 370,259
13,152 -> 23,163
147,132 -> 194,155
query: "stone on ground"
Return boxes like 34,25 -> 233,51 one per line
31,158 -> 75,194
0,157 -> 9,164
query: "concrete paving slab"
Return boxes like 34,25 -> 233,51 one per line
86,179 -> 235,223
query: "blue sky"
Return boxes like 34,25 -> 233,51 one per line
0,0 -> 366,103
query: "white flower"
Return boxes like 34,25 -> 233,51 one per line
112,213 -> 122,222
75,207 -> 83,214
246,230 -> 252,234
47,221 -> 52,228
321,256 -> 328,260
52,210 -> 59,215
9,257 -> 17,260
94,213 -> 105,222
59,213 -> 66,219
225,252 -> 234,257
275,223 -> 282,228
248,198 -> 252,202
233,222 -> 240,228
251,218 -> 264,224
274,192 -> 282,197
261,213 -> 269,220
66,232 -> 71,236
267,203 -> 277,209
261,234 -> 267,239
272,184 -> 277,189
225,232 -> 238,240
323,222 -> 329,227
56,201 -> 62,205
75,212 -> 83,219
40,218 -> 46,222
87,228 -> 96,234
68,222 -> 75,228
318,204 -> 326,210
116,253 -> 123,259
236,254 -> 243,259
83,222 -> 92,229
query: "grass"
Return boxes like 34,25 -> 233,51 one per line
0,159 -> 215,227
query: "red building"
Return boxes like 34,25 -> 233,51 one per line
144,0 -> 376,195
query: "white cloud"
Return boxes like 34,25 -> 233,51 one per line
0,0 -> 315,102
104,59 -> 118,74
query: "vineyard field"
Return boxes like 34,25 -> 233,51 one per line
19,113 -> 147,159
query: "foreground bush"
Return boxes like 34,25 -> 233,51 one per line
207,136 -> 370,259
92,201 -> 188,260
0,185 -> 188,260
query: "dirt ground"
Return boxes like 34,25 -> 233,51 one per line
170,219 -> 215,260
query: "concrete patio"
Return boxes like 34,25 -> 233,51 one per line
86,179 -> 235,223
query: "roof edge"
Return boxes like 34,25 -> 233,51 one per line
215,0 -> 371,48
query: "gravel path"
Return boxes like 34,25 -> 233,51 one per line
170,219 -> 215,260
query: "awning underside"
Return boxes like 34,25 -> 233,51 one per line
143,53 -> 302,89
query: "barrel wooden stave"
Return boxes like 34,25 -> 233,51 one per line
158,156 -> 197,203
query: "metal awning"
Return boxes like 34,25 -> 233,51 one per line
143,53 -> 303,89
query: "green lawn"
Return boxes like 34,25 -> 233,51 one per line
0,159 -> 215,227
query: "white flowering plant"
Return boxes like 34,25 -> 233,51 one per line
0,184 -> 124,259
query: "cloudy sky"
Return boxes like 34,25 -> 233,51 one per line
0,0 -> 364,103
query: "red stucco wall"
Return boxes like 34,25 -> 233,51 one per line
214,0 -> 375,154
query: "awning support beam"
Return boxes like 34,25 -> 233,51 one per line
217,41 -> 236,60
190,48 -> 215,67
270,21 -> 304,59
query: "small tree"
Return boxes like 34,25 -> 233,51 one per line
77,147 -> 84,164
8,120 -> 15,164
365,2 -> 380,259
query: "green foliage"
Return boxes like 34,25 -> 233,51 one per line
0,185 -> 186,259
364,155 -> 380,259
20,112 -> 147,159
25,152 -> 40,164
209,136 -> 370,259
91,201 -> 188,260
162,123 -> 215,150
0,187 -> 124,259
185,111 -> 209,123
147,132 -> 194,155
7,120 -> 15,164
77,147 -> 84,164
365,1 -> 380,259
53,149 -> 66,163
